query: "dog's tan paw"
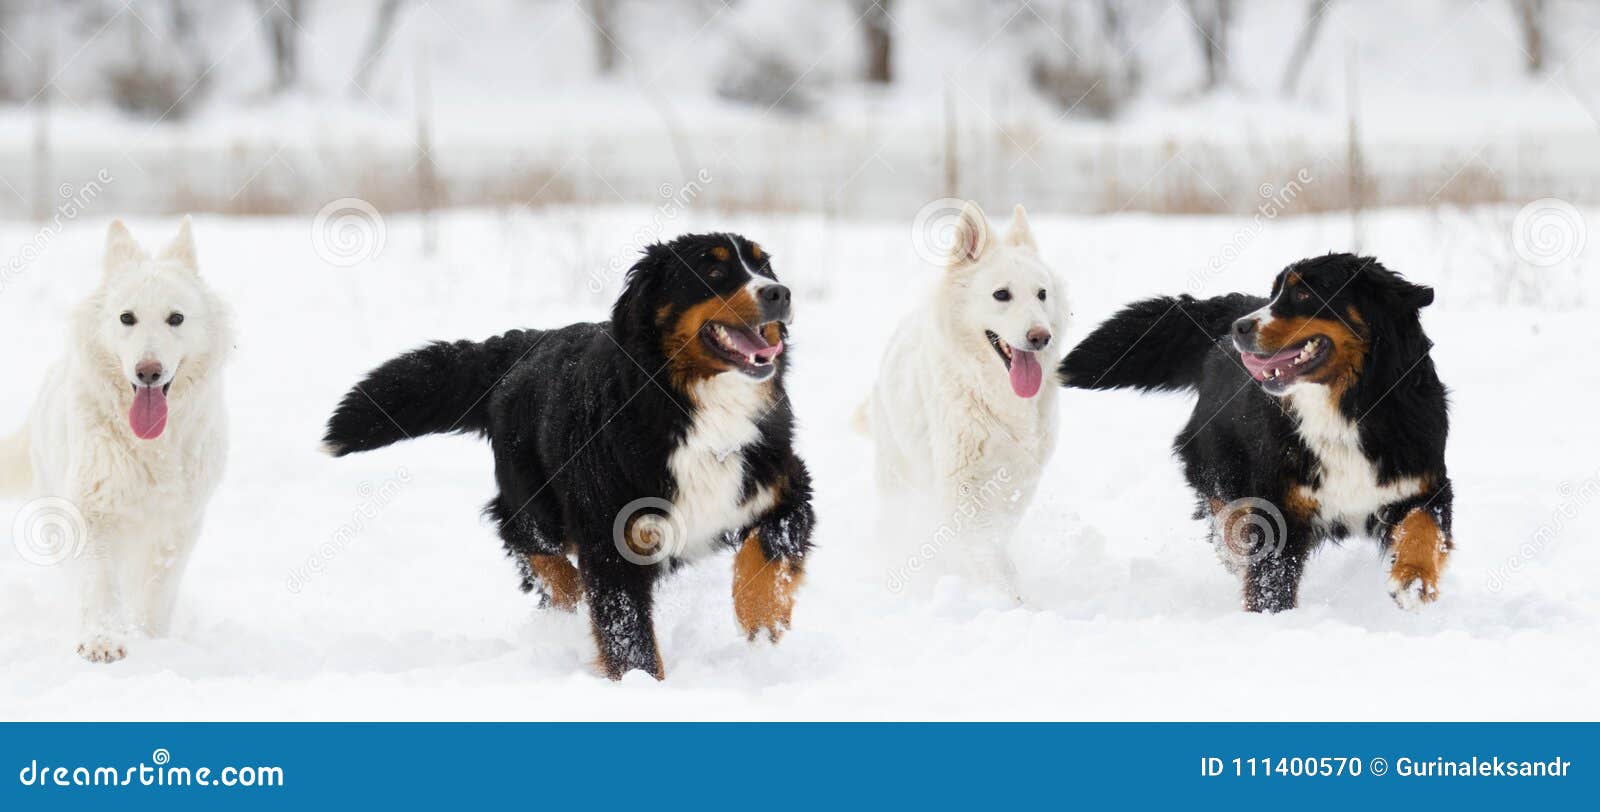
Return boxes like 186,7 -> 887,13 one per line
1385,507 -> 1448,612
1387,560 -> 1440,611
733,536 -> 801,643
77,637 -> 127,663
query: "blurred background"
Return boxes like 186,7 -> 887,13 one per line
0,0 -> 1597,222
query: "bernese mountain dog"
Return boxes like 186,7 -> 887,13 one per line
322,233 -> 814,679
1060,253 -> 1451,613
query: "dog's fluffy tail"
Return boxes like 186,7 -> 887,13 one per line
322,330 -> 540,457
0,427 -> 30,496
1060,293 -> 1262,393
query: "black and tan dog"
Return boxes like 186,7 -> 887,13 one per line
1061,254 -> 1451,613
323,233 -> 813,679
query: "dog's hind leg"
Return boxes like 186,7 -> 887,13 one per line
524,552 -> 583,612
494,499 -> 582,611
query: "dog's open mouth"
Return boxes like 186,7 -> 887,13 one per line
128,382 -> 172,440
984,330 -> 1042,398
702,321 -> 784,379
1240,336 -> 1329,393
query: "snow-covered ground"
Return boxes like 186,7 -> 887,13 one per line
0,205 -> 1595,720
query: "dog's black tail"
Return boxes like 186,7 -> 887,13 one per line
322,330 -> 539,456
1060,293 -> 1262,393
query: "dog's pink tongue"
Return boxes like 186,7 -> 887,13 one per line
725,327 -> 784,362
129,386 -> 168,440
1009,350 -> 1043,398
1239,346 -> 1301,381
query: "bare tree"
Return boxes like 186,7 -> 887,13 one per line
1185,0 -> 1233,91
352,0 -> 407,96
104,0 -> 211,119
1512,0 -> 1546,74
1280,0 -> 1333,96
257,0 -> 305,93
1099,0 -> 1141,96
590,0 -> 621,75
858,0 -> 893,83
1027,0 -> 1141,117
169,0 -> 209,79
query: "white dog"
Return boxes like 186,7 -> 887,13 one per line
0,218 -> 231,662
863,202 -> 1067,595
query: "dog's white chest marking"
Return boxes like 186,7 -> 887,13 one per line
667,376 -> 776,558
1288,388 -> 1422,529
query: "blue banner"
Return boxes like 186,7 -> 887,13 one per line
1,723 -> 1590,809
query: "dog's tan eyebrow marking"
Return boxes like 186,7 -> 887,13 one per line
710,246 -> 730,261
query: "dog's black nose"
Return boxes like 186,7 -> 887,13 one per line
135,361 -> 164,386
1232,317 -> 1257,337
757,284 -> 792,323
1025,327 -> 1052,351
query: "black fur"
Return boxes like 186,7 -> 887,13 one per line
324,233 -> 814,678
1061,253 -> 1452,612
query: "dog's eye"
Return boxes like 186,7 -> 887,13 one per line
167,313 -> 185,327
993,289 -> 1011,302
707,267 -> 725,280
1294,289 -> 1312,303
1036,290 -> 1047,301
119,312 -> 136,326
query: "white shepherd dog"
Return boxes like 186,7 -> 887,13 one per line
0,218 -> 232,662
863,202 -> 1067,598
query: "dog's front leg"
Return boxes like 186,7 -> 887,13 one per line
580,555 -> 663,680
140,520 -> 201,636
733,463 -> 815,643
1382,490 -> 1453,611
75,526 -> 126,663
1241,521 -> 1314,614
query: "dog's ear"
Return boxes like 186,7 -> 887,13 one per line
1363,263 -> 1434,310
610,243 -> 668,349
1004,204 -> 1036,251
948,201 -> 990,266
158,215 -> 198,271
104,219 -> 146,271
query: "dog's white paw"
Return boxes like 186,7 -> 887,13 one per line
1387,573 -> 1438,612
77,637 -> 127,663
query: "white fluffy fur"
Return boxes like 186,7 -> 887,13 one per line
1285,387 -> 1426,531
864,203 -> 1067,597
665,375 -> 778,559
0,218 -> 232,662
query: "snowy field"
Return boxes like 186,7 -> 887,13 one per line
0,205 -> 1596,721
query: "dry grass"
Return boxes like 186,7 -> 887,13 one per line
22,129 -> 1563,219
